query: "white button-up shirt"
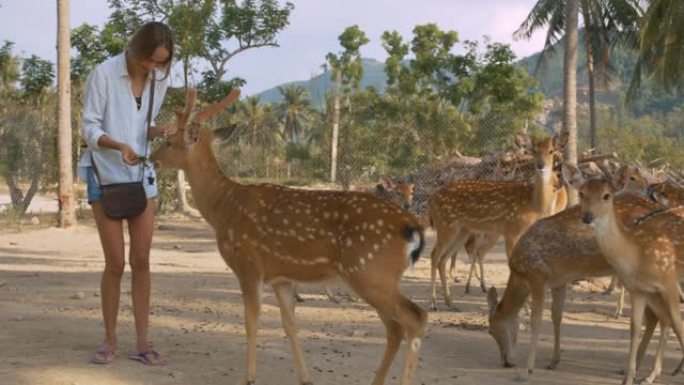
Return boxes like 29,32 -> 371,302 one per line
77,52 -> 169,184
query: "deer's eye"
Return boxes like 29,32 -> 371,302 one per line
629,176 -> 636,181
602,193 -> 611,201
578,192 -> 584,200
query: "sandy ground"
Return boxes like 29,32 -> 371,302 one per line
2,212 -> 684,385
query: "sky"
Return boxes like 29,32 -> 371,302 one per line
0,0 -> 548,96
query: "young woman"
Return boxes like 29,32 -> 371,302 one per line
77,21 -> 174,366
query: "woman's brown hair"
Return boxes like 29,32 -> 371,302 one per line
127,21 -> 174,80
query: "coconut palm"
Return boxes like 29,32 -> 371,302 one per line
628,0 -> 684,98
276,84 -> 312,143
516,0 -> 641,150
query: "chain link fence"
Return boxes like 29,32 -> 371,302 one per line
2,98 -> 682,221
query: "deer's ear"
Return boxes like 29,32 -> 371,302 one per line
379,175 -> 394,190
184,123 -> 200,144
213,124 -> 238,144
562,163 -> 585,191
652,170 -> 668,184
553,132 -> 569,151
612,165 -> 630,192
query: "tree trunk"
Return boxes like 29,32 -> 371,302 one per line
175,170 -> 200,217
330,69 -> 341,183
563,0 -> 579,205
57,0 -> 76,227
581,3 -> 598,150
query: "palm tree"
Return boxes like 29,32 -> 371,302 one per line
628,0 -> 684,98
240,95 -> 268,145
276,85 -> 312,144
57,0 -> 76,227
516,0 -> 641,151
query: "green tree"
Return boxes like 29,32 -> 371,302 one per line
276,84 -> 312,144
629,0 -> 684,97
1,54 -> 55,215
516,0 -> 641,149
325,25 -> 369,182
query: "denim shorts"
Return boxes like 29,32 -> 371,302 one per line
86,167 -> 158,204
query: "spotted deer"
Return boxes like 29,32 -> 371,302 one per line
150,88 -> 427,385
564,163 -> 684,385
486,165 -> 660,376
374,176 -> 415,210
295,177 -> 415,304
649,179 -> 684,208
428,133 -> 568,310
449,175 -> 568,297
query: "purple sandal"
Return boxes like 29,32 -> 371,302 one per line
129,349 -> 166,366
90,345 -> 115,364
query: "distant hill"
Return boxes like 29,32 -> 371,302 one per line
256,33 -> 684,114
255,58 -> 387,107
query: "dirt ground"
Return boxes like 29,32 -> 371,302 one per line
2,211 -> 684,385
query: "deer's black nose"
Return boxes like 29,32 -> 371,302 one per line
582,212 -> 594,224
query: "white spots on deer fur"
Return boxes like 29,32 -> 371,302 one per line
324,212 -> 330,219
377,219 -> 385,227
356,207 -> 363,214
343,213 -> 349,220
359,234 -> 365,242
410,338 -> 422,352
345,238 -> 353,247
373,244 -> 380,252
367,252 -> 374,261
282,218 -> 289,225
228,229 -> 234,242
359,257 -> 366,266
313,257 -> 329,264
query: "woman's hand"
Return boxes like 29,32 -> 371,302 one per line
119,144 -> 142,165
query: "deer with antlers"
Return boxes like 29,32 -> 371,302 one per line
487,164 -> 670,382
427,133 -> 567,310
150,88 -> 427,385
563,163 -> 684,385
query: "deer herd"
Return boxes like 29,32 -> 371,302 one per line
149,88 -> 684,385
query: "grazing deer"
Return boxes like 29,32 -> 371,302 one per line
564,163 -> 684,385
150,88 -> 427,385
487,165 -> 663,379
428,133 -> 567,310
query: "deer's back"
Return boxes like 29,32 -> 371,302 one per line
429,180 -> 533,228
510,194 -> 660,284
214,184 -> 423,282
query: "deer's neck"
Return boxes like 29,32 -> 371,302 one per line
531,168 -> 555,215
496,273 -> 530,320
592,204 -> 640,276
184,139 -> 239,227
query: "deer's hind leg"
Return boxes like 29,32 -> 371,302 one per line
346,275 -> 427,385
272,280 -> 312,385
237,272 -> 264,385
431,226 -> 468,310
